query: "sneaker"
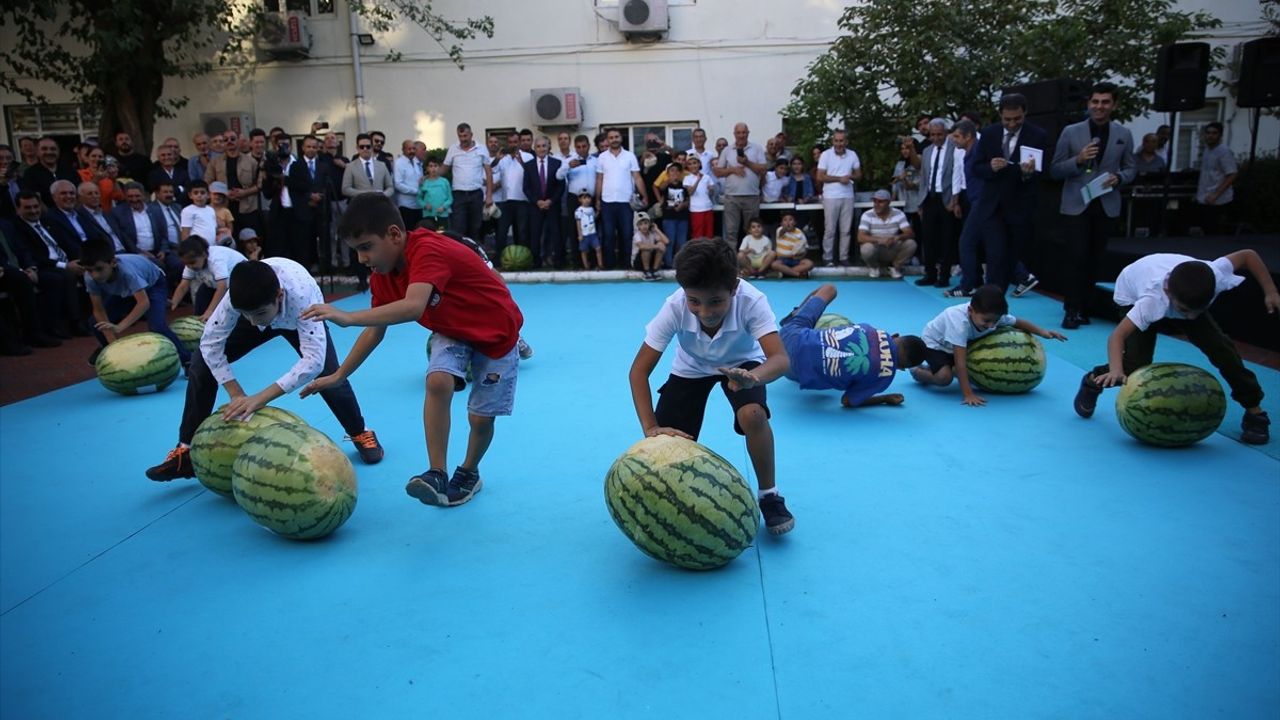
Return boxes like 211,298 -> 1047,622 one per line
868,267 -> 881,279
942,287 -> 974,298
759,493 -> 795,536
889,267 -> 904,279
823,260 -> 835,267
1242,411 -> 1271,445
348,429 -> 384,464
1062,312 -> 1083,330
446,466 -> 484,506
1073,372 -> 1103,418
146,445 -> 196,481
517,337 -> 534,360
1012,273 -> 1040,298
405,468 -> 450,506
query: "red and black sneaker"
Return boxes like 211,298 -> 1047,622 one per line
146,445 -> 195,481
348,430 -> 384,465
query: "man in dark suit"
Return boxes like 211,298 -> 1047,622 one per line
112,182 -> 169,257
1050,81 -> 1135,329
916,119 -> 961,287
10,191 -> 85,337
522,137 -> 565,269
45,179 -> 112,250
970,93 -> 1049,294
284,134 -> 330,270
146,145 -> 190,201
77,181 -> 135,253
0,225 -> 61,353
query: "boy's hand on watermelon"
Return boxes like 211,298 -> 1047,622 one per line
645,426 -> 693,440
222,393 -> 265,422
961,391 -> 986,407
94,320 -> 121,335
719,366 -> 760,391
1095,371 -> 1126,388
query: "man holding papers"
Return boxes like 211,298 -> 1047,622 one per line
1051,81 -> 1135,330
972,93 -> 1049,297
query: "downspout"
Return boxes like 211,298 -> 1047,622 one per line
349,6 -> 368,134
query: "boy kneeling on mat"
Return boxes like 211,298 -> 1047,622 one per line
146,258 -> 384,480
780,283 -> 926,407
628,238 -> 795,535
1073,250 -> 1279,444
301,194 -> 524,508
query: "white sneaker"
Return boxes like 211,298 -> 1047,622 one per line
868,267 -> 881,279
517,337 -> 533,360
889,267 -> 903,279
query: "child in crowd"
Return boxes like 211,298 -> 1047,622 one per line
1073,250 -> 1278,444
417,158 -> 452,231
632,212 -> 669,281
661,163 -> 690,268
169,235 -> 247,320
208,181 -> 235,246
683,157 -> 715,240
179,180 -> 217,243
771,211 -> 814,278
80,237 -> 192,369
737,218 -> 775,279
146,257 -> 384,482
784,156 -> 817,203
238,228 -> 263,260
780,284 -> 926,407
628,238 -> 794,535
575,191 -> 604,270
761,158 -> 790,203
912,284 -> 1066,406
300,194 -> 524,508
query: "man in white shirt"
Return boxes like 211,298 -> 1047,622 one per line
815,129 -> 863,266
443,122 -> 494,242
917,119 -> 963,286
714,123 -> 769,248
393,139 -> 424,230
594,128 -> 648,269
689,128 -> 719,193
494,133 -> 533,262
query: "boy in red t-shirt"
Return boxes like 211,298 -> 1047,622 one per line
302,194 -> 525,507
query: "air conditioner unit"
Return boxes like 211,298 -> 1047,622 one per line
200,112 -> 255,138
257,12 -> 311,59
618,0 -> 669,39
530,87 -> 585,127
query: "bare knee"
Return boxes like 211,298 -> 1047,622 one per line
736,403 -> 769,434
426,372 -> 457,397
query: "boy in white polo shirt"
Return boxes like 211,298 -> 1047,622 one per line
170,235 -> 247,320
179,180 -> 218,242
627,238 -> 795,535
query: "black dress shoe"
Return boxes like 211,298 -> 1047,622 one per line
1079,314 -> 1092,325
1062,312 -> 1082,330
914,277 -> 937,287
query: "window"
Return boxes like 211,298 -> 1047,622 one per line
601,122 -> 700,152
1173,99 -> 1223,172
4,103 -> 101,151
262,0 -> 333,16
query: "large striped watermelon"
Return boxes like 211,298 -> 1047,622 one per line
815,313 -> 852,330
500,244 -> 533,271
94,332 -> 181,395
171,316 -> 206,353
231,423 -> 357,540
191,406 -> 308,497
965,327 -> 1046,393
604,435 -> 759,570
1115,363 -> 1226,447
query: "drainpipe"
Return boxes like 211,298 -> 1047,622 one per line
349,7 -> 368,134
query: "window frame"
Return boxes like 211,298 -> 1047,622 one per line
1172,99 -> 1224,172
598,121 -> 701,153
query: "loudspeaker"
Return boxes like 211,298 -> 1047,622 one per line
1238,37 -> 1280,108
1003,79 -> 1089,148
1153,42 -> 1210,112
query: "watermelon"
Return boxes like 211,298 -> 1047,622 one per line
965,327 -> 1046,393
501,244 -> 533,271
232,423 -> 357,540
1115,363 -> 1226,447
604,435 -> 759,570
191,406 -> 308,497
815,313 -> 852,330
94,332 -> 181,395
171,316 -> 206,353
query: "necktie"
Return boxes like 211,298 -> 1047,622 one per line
308,158 -> 315,180
65,212 -> 86,241
365,160 -> 373,181
94,211 -> 123,250
929,147 -> 941,192
1003,132 -> 1015,161
539,159 -> 546,196
165,205 -> 180,241
35,223 -> 67,262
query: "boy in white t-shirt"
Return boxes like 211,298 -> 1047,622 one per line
179,180 -> 218,242
737,218 -> 775,279
631,212 -> 669,281
574,192 -> 604,270
170,235 -> 247,320
1073,250 -> 1279,444
912,285 -> 1065,406
628,238 -> 795,535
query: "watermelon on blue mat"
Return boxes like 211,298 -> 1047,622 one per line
815,313 -> 851,330
94,332 -> 181,395
170,316 -> 206,353
965,327 -> 1046,393
604,435 -> 759,570
191,406 -> 308,498
232,423 -> 357,540
1115,363 -> 1226,447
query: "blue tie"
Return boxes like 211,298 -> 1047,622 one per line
365,161 -> 373,182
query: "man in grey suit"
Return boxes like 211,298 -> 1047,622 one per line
1050,81 -> 1135,329
915,119 -> 962,287
342,133 -> 395,201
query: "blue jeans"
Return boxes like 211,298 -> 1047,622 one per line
599,202 -> 633,269
95,279 -> 191,364
661,217 -> 689,267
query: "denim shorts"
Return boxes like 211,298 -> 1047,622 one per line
580,232 -> 600,251
427,333 -> 519,417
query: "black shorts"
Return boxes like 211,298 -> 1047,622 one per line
654,361 -> 770,439
923,347 -> 955,373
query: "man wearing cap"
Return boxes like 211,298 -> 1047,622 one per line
856,189 -> 916,279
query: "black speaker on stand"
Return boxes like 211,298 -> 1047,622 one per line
1153,42 -> 1210,235
1237,37 -> 1280,173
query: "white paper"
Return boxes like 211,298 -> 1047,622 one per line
1019,146 -> 1043,172
1080,172 -> 1114,204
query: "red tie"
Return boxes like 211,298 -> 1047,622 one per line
539,159 -> 546,196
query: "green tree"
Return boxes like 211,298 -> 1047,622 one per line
0,0 -> 494,152
783,0 -> 1220,188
